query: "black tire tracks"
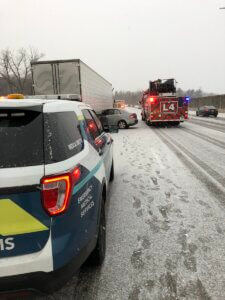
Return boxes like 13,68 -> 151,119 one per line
188,118 -> 225,133
179,126 -> 225,150
154,128 -> 225,205
190,115 -> 225,123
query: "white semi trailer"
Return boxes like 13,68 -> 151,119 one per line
31,59 -> 113,112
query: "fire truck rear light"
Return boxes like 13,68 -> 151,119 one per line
41,166 -> 81,216
150,97 -> 155,103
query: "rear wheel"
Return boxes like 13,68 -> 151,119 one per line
118,120 -> 128,129
145,119 -> 151,126
196,111 -> 199,116
109,160 -> 114,182
88,200 -> 106,266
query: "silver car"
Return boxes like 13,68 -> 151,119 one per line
99,109 -> 138,129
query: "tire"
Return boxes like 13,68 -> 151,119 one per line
145,119 -> 151,126
215,114 -> 218,118
196,111 -> 199,116
88,200 -> 106,266
109,160 -> 114,182
118,120 -> 128,129
173,121 -> 180,126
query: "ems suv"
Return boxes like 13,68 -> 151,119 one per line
0,97 -> 114,295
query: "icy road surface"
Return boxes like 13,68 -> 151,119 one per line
40,108 -> 225,300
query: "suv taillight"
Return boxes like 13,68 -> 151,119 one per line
41,167 -> 81,216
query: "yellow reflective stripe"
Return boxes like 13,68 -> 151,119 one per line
0,199 -> 48,236
78,115 -> 84,121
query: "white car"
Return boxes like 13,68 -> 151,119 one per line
99,108 -> 138,129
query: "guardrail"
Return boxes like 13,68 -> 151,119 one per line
189,94 -> 225,110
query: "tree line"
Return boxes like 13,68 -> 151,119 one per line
0,47 -> 44,95
0,47 -> 214,101
115,88 -> 215,106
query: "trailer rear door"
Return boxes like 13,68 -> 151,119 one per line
32,63 -> 55,95
57,62 -> 80,95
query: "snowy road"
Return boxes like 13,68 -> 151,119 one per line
41,109 -> 225,300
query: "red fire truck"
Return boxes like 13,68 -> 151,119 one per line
140,79 -> 189,125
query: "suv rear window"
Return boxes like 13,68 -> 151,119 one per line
0,109 -> 83,168
0,109 -> 44,168
44,111 -> 83,164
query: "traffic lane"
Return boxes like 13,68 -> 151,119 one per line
188,118 -> 225,131
107,121 -> 225,299
188,116 -> 225,131
121,121 -> 225,299
39,118 -> 225,299
151,121 -> 225,183
183,120 -> 225,145
190,115 -> 225,124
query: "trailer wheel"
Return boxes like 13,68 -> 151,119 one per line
141,113 -> 146,121
118,120 -> 128,129
145,119 -> 151,126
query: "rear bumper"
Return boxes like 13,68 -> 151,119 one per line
149,119 -> 181,123
128,119 -> 138,125
0,233 -> 53,278
203,112 -> 218,116
0,237 -> 96,295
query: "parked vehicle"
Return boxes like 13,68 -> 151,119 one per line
98,108 -> 138,129
140,79 -> 189,125
196,106 -> 218,117
114,100 -> 126,109
31,59 -> 113,112
0,95 -> 116,296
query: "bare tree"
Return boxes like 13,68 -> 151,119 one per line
0,47 -> 44,94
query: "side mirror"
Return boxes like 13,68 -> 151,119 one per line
99,116 -> 119,133
105,124 -> 119,133
98,116 -> 119,133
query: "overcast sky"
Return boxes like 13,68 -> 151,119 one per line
1,0 -> 225,93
